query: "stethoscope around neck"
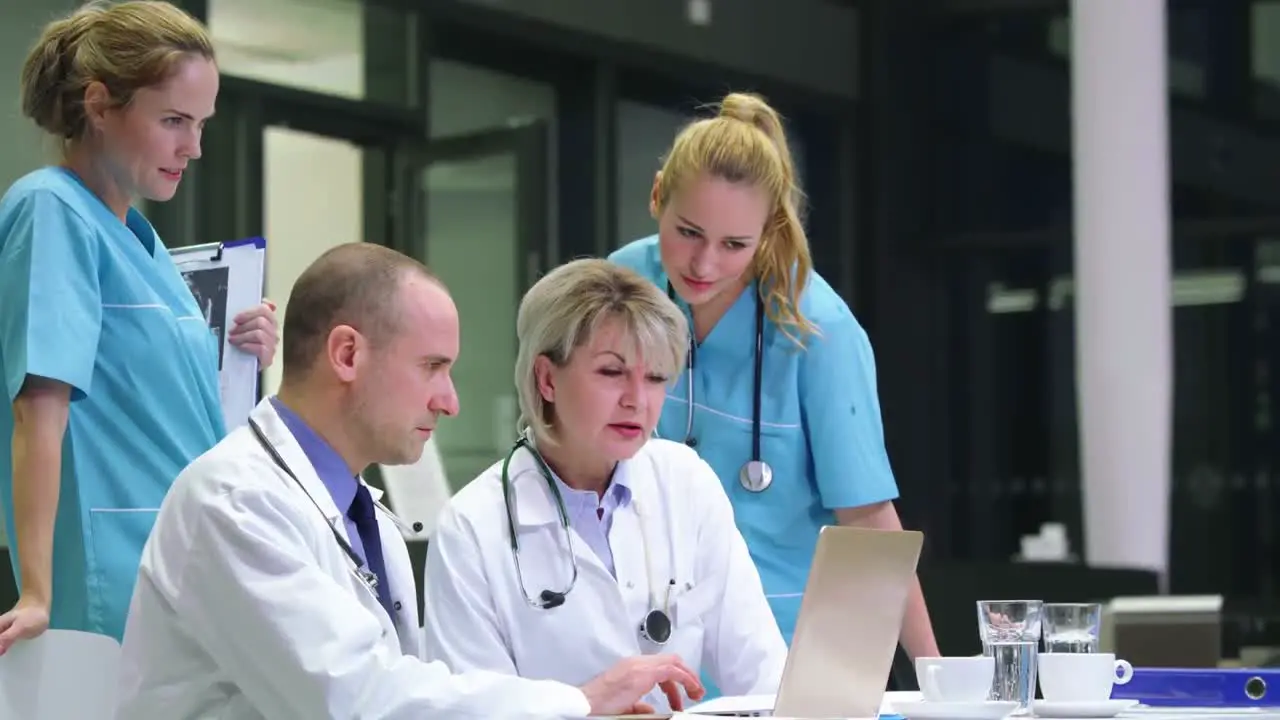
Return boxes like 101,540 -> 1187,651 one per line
246,417 -> 421,603
667,281 -> 774,493
499,434 -> 676,646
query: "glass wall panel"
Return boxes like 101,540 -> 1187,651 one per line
209,0 -> 365,100
261,127 -> 364,397
946,231 -> 1280,597
422,153 -> 520,487
427,60 -> 555,488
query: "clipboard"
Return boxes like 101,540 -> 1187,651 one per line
170,237 -> 267,431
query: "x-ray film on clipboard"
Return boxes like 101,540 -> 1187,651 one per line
171,237 -> 267,431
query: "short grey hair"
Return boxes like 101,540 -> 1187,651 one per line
515,258 -> 688,443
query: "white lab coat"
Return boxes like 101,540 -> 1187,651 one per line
422,438 -> 787,713
114,398 -> 591,720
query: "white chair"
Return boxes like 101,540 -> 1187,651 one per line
375,436 -> 452,540
0,629 -> 120,719
374,437 -> 453,634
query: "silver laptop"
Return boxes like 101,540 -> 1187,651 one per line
690,525 -> 925,718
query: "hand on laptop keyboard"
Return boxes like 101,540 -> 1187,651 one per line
580,653 -> 706,715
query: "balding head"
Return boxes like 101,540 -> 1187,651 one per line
276,242 -> 460,470
280,243 -> 440,382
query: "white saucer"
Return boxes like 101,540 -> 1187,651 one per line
1033,699 -> 1139,718
895,700 -> 1021,720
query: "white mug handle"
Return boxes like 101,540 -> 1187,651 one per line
1114,659 -> 1134,685
923,665 -> 943,700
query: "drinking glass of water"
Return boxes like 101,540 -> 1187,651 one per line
1042,602 -> 1102,653
977,600 -> 1043,715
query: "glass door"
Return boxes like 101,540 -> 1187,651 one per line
150,78 -> 431,502
400,120 -> 552,490
195,77 -> 426,398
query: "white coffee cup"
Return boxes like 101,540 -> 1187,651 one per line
1038,652 -> 1134,703
916,655 -> 996,703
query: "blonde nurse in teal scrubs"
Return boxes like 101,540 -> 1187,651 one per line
610,92 -> 939,665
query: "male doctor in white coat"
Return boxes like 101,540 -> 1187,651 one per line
115,243 -> 704,719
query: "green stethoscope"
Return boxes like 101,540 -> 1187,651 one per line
499,435 -> 675,645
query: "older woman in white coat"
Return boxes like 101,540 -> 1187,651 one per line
422,258 -> 787,714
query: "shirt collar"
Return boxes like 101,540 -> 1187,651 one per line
548,455 -> 634,512
269,396 -> 358,516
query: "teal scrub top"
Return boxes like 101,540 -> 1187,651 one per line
610,235 -> 900,643
0,167 -> 224,641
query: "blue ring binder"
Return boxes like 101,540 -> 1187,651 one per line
1111,668 -> 1278,708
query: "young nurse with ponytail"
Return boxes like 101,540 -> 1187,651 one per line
609,92 -> 939,662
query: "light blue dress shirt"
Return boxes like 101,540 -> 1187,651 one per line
269,397 -> 374,563
550,463 -> 632,577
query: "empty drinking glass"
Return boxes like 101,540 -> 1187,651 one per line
977,600 -> 1043,715
1042,602 -> 1102,653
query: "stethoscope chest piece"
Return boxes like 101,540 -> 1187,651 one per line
639,608 -> 673,645
739,460 -> 773,493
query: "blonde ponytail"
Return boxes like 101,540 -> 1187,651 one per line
656,92 -> 816,346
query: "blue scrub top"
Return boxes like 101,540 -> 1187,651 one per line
610,235 -> 900,643
0,167 -> 224,641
